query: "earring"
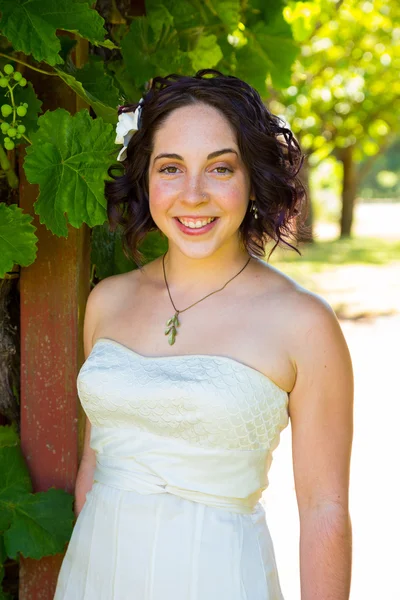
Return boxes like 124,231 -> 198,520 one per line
250,199 -> 258,219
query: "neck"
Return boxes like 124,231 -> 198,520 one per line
161,243 -> 252,299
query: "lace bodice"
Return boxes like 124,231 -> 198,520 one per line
77,337 -> 289,514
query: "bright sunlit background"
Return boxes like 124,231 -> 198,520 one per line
264,201 -> 400,600
261,2 -> 400,596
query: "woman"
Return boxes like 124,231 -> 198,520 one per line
54,69 -> 353,599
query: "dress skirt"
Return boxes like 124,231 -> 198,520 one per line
54,482 -> 284,600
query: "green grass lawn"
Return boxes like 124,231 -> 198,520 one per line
269,236 -> 400,269
266,236 -> 400,319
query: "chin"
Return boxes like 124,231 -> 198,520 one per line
174,245 -> 220,259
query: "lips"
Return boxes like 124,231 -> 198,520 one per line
174,216 -> 219,235
177,217 -> 216,227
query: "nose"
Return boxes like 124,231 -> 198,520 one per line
181,174 -> 209,205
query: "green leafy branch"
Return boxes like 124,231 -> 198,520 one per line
0,425 -> 75,597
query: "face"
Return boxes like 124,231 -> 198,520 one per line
148,103 -> 254,260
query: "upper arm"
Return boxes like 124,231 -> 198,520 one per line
83,279 -> 107,360
288,291 -> 354,515
80,279 -> 111,464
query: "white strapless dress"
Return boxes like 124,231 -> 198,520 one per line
54,337 -> 289,600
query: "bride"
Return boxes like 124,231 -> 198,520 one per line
54,69 -> 353,600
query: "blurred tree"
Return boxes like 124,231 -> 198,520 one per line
359,136 -> 400,199
270,0 -> 400,237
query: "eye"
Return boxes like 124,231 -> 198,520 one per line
213,166 -> 233,174
158,165 -> 233,175
159,165 -> 180,174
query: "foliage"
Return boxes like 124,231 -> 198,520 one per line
91,226 -> 168,281
0,204 -> 37,277
264,0 -> 400,235
55,56 -> 120,124
359,137 -> 400,199
0,0 -> 113,66
272,0 -> 400,169
0,77 -> 42,151
24,109 -> 115,236
0,425 -> 75,590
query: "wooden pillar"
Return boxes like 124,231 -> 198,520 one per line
18,38 -> 90,600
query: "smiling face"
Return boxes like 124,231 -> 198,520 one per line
148,102 -> 254,260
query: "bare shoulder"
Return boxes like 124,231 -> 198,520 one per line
88,269 -> 139,312
253,259 -> 351,385
283,278 -> 347,360
83,257 -> 163,351
83,269 -> 140,356
257,259 -> 341,337
262,263 -> 353,399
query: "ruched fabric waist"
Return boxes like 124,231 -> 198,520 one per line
93,454 -> 262,515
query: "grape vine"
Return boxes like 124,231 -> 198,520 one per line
0,63 -> 30,151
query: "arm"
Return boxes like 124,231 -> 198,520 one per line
74,417 -> 96,518
74,283 -> 103,518
288,292 -> 353,600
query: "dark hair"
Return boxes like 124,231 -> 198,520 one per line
105,69 -> 309,268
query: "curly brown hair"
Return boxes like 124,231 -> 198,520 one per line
105,69 -> 309,268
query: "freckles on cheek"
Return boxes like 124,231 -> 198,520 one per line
222,187 -> 245,210
149,180 -> 176,213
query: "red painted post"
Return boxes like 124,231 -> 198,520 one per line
19,178 -> 90,599
18,39 -> 90,599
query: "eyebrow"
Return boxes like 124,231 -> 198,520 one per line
153,148 -> 238,164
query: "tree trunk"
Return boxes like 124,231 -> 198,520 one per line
339,145 -> 357,238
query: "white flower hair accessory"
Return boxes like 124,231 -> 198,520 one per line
115,98 -> 144,161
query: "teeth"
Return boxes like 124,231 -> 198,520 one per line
178,217 -> 215,228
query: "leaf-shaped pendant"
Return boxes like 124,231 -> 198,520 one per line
168,329 -> 176,345
165,312 -> 179,345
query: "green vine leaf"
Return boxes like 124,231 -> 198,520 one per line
23,109 -> 116,237
12,82 -> 43,137
91,223 -> 135,280
0,204 -> 37,278
0,440 -> 74,560
0,444 -> 32,532
91,226 -> 168,280
55,56 -> 120,123
0,0 -> 111,66
0,423 -> 19,448
4,487 -> 74,560
206,0 -> 240,30
121,17 -> 192,87
158,0 -> 205,30
146,1 -> 174,39
0,533 -> 7,564
120,17 -> 158,86
188,34 -> 223,71
235,11 -> 299,91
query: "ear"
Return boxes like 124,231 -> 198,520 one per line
248,181 -> 255,200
